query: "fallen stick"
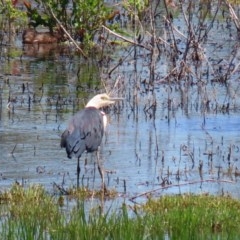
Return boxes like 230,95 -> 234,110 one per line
48,7 -> 88,59
129,179 -> 235,201
102,25 -> 151,51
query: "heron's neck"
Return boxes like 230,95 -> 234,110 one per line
86,100 -> 101,108
101,111 -> 107,130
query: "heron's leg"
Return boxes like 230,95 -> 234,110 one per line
77,157 -> 80,188
96,150 -> 107,192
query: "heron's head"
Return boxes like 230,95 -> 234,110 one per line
85,93 -> 122,109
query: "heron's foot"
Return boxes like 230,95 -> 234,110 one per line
103,183 -> 107,194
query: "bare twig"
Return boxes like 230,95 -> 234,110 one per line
108,47 -> 134,77
129,179 -> 235,201
163,16 -> 187,40
53,182 -> 69,195
226,1 -> 240,31
47,7 -> 88,59
163,0 -> 179,53
11,144 -> 17,155
102,25 -> 151,51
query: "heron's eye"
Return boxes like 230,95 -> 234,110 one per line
101,96 -> 108,100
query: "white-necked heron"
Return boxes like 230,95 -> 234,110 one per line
61,93 -> 122,188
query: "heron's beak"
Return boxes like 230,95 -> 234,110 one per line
109,97 -> 124,104
109,97 -> 124,101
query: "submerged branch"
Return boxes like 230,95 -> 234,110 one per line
129,179 -> 235,202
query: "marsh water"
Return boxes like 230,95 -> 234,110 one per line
1,1 -> 240,206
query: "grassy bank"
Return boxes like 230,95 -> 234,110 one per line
0,184 -> 240,239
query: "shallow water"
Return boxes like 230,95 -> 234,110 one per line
1,68 -> 240,203
1,1 -> 240,206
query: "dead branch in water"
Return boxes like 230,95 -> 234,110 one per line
102,25 -> 151,51
129,179 -> 235,202
11,143 -> 17,155
226,1 -> 240,31
47,6 -> 88,59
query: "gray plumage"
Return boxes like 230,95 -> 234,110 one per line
60,107 -> 104,159
60,93 -> 122,188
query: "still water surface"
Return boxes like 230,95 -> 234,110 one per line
0,65 -> 240,203
1,3 -> 240,204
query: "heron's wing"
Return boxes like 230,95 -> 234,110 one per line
62,108 -> 104,158
60,130 -> 67,148
74,108 -> 104,152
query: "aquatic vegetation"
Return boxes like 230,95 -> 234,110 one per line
58,184 -> 118,200
0,184 -> 63,239
1,185 -> 240,239
144,194 -> 240,239
0,0 -> 27,22
21,0 -> 119,44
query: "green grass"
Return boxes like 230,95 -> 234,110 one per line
1,184 -> 240,239
143,194 -> 240,239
